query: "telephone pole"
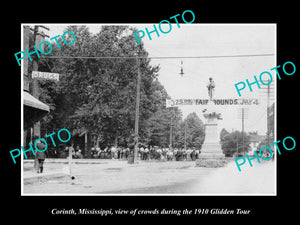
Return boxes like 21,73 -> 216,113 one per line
237,107 -> 247,156
260,78 -> 275,147
32,26 -> 40,138
169,110 -> 173,151
236,132 -> 239,156
267,78 -> 271,146
242,107 -> 245,157
31,25 -> 50,138
184,120 -> 187,150
133,57 -> 141,163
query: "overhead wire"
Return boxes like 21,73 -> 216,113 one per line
41,53 -> 274,60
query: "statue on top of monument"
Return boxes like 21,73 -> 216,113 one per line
207,77 -> 215,101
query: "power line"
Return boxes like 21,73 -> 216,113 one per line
41,53 -> 274,60
41,53 -> 275,89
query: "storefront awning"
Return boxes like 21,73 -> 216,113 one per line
23,91 -> 50,130
23,91 -> 49,112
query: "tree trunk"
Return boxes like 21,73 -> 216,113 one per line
114,135 -> 118,147
85,132 -> 92,158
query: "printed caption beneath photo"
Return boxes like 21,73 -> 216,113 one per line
51,208 -> 251,216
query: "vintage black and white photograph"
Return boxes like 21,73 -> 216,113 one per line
21,23 -> 276,195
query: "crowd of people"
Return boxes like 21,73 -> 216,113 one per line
87,146 -> 200,161
48,144 -> 201,162
38,145 -> 200,174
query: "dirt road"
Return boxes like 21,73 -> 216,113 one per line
23,159 -> 275,195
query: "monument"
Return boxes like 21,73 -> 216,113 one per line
196,78 -> 227,167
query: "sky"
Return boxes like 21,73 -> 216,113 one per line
140,24 -> 276,135
29,23 -> 276,135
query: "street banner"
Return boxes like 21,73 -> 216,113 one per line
32,71 -> 59,81
166,98 -> 259,108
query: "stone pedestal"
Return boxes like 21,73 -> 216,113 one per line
196,103 -> 227,167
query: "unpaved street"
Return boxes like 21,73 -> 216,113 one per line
23,159 -> 275,195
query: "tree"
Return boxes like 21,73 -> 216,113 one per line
37,25 -> 172,154
221,131 -> 251,157
220,128 -> 230,141
184,112 -> 205,149
173,112 -> 205,149
143,85 -> 184,148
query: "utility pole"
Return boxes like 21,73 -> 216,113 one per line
133,57 -> 141,163
259,78 -> 274,147
169,110 -> 173,151
267,78 -> 270,147
236,132 -> 239,156
32,26 -> 40,138
242,108 -> 245,157
31,25 -> 49,169
31,25 -> 50,138
237,107 -> 247,157
68,144 -> 73,177
184,120 -> 187,150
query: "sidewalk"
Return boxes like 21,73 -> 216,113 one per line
23,158 -> 163,182
22,159 -> 200,189
23,158 -> 120,183
23,158 -> 113,164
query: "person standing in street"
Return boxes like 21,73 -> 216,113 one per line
139,146 -> 144,160
35,138 -> 47,173
144,147 -> 149,160
190,149 -> 197,161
